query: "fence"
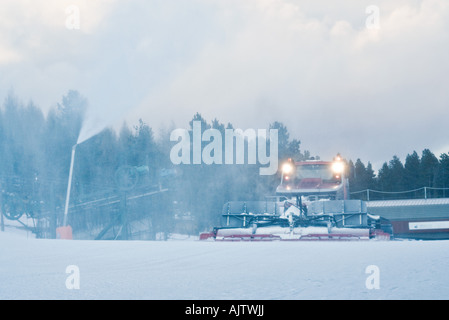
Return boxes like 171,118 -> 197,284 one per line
350,187 -> 449,201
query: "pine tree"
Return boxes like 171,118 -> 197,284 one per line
365,162 -> 376,190
348,159 -> 376,199
376,156 -> 405,196
376,162 -> 390,192
389,156 -> 406,191
404,151 -> 421,190
420,149 -> 439,188
438,153 -> 449,197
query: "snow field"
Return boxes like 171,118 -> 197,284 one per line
0,232 -> 448,300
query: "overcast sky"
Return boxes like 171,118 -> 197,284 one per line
1,0 -> 448,170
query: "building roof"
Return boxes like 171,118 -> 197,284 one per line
367,198 -> 449,207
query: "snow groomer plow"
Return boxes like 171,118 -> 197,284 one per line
200,155 -> 393,241
200,198 -> 392,241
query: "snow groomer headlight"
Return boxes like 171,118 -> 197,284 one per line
332,154 -> 344,174
282,162 -> 294,175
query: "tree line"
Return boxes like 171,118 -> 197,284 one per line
1,89 -> 448,237
0,90 -> 310,237
347,150 -> 449,200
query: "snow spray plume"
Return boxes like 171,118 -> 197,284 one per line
77,98 -> 134,144
77,115 -> 108,144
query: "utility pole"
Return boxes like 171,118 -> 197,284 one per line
49,182 -> 57,239
0,206 -> 4,232
119,192 -> 128,240
0,179 -> 4,232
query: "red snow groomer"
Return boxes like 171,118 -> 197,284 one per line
200,155 -> 393,241
276,155 -> 348,201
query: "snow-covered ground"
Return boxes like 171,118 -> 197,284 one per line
1,230 -> 448,300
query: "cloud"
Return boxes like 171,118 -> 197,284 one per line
0,0 -> 118,107
128,0 -> 449,167
1,0 -> 448,168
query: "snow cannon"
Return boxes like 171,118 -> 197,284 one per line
56,144 -> 77,240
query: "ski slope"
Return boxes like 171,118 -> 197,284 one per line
1,231 -> 448,300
